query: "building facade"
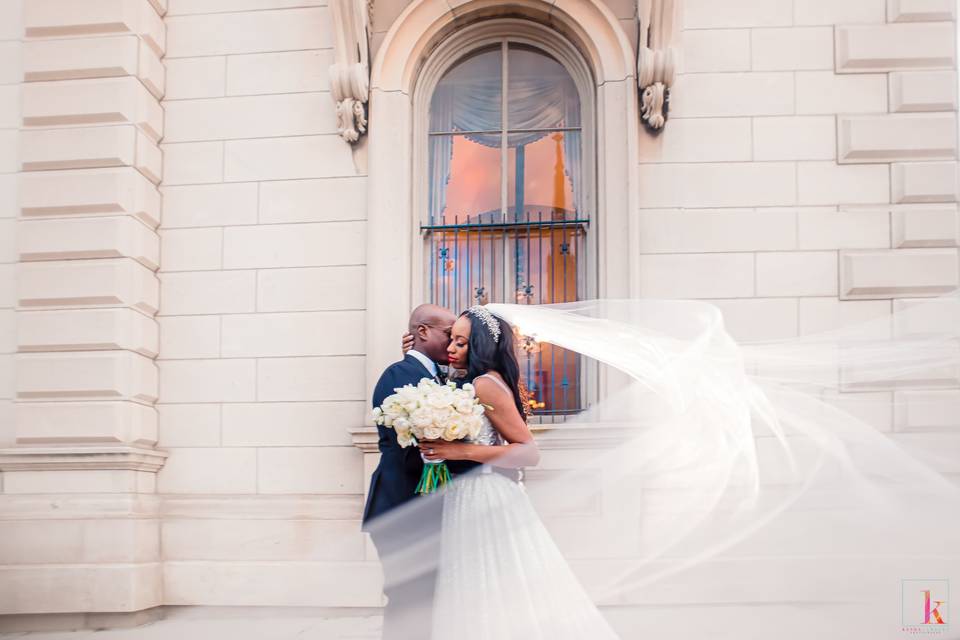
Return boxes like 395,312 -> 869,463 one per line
0,0 -> 957,634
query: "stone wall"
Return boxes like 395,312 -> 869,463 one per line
0,3 -> 19,450
0,0 -> 168,623
156,0 -> 376,609
636,0 -> 959,447
638,0 -> 958,335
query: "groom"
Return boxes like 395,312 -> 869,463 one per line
362,303 -> 459,525
362,303 -> 479,639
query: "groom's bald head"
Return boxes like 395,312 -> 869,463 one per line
409,304 -> 456,363
409,304 -> 454,332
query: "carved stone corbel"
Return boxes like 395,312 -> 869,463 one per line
637,0 -> 680,132
329,0 -> 371,143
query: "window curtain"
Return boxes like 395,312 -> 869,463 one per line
429,76 -> 581,221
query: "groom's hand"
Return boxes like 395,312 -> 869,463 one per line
401,332 -> 414,354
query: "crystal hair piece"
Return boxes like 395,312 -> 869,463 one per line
467,305 -> 501,343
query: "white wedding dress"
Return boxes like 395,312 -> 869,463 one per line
430,373 -> 620,640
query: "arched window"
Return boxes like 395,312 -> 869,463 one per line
419,37 -> 592,417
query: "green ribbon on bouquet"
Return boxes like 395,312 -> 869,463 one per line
416,460 -> 452,494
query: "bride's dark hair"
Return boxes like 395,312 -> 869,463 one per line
460,310 -> 529,419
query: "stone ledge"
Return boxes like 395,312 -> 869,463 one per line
840,248 -> 959,299
0,445 -> 168,472
22,77 -> 164,143
891,161 -> 959,203
0,561 -> 163,615
21,125 -> 163,185
15,399 -> 159,446
17,257 -> 160,315
893,205 -> 960,248
23,35 -> 165,99
887,0 -> 957,22
838,113 -> 957,164
835,22 -> 956,73
0,492 -> 162,520
19,216 -> 160,270
24,0 -> 166,58
893,389 -> 960,431
19,167 -> 162,228
889,70 -> 958,112
0,604 -> 164,633
17,308 -> 159,356
163,560 -> 382,607
161,493 -> 363,521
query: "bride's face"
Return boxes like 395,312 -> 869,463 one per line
446,316 -> 471,369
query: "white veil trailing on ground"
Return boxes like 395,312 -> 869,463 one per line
367,291 -> 960,640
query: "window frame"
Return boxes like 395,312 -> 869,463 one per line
412,20 -> 599,418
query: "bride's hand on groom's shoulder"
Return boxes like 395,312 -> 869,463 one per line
419,439 -> 470,461
401,332 -> 413,354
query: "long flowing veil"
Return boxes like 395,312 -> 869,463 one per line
366,291 -> 960,640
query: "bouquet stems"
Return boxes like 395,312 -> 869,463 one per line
416,457 -> 452,494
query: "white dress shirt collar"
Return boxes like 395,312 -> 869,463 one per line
407,348 -> 438,379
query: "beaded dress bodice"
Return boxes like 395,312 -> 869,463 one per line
469,413 -> 505,447
466,374 -> 508,447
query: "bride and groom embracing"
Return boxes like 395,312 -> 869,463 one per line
361,303 -> 619,640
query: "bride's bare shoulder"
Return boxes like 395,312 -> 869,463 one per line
472,371 -> 511,398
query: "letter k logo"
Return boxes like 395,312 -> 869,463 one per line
923,590 -> 946,625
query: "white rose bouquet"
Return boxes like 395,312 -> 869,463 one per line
371,378 -> 487,494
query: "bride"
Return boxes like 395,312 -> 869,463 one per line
416,305 -> 621,640
380,294 -> 960,640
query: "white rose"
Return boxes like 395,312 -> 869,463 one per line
410,407 -> 433,429
423,425 -> 443,440
446,418 -> 472,440
454,399 -> 475,415
397,430 -> 415,447
443,424 -> 460,440
396,395 -> 418,413
441,407 -> 462,424
427,389 -> 453,409
452,389 -> 475,404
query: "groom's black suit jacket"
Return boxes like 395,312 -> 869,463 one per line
361,353 -> 480,530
